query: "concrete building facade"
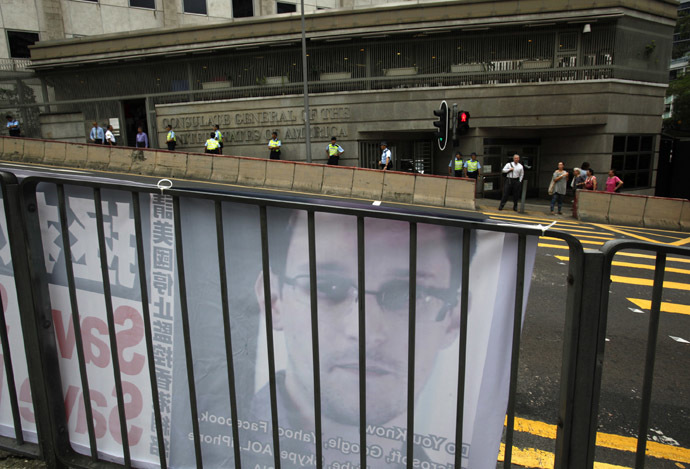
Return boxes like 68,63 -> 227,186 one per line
16,0 -> 679,196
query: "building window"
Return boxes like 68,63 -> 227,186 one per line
7,31 -> 39,59
184,0 -> 206,14
131,0 -> 155,8
277,2 -> 296,13
610,135 -> 654,189
232,0 -> 253,17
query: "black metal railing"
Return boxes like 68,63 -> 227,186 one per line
0,170 -> 685,469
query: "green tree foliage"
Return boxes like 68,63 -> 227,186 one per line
673,11 -> 690,59
666,72 -> 690,130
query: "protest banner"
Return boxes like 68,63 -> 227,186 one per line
0,182 -> 537,468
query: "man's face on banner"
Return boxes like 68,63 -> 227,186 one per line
267,212 -> 460,427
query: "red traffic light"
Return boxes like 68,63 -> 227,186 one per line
460,112 -> 468,123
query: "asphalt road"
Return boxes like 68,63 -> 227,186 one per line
0,162 -> 687,469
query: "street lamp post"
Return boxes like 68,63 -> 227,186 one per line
300,0 -> 312,163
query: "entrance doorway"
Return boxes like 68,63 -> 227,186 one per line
482,139 -> 540,199
122,99 -> 148,148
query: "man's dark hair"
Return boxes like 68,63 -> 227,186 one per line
5,115 -> 11,120
210,132 -> 216,137
581,161 -> 591,171
266,208 -> 471,295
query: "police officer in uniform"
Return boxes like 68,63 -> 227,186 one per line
214,124 -> 224,154
379,141 -> 391,170
205,132 -> 221,154
268,132 -> 281,160
448,151 -> 463,177
6,115 -> 20,137
464,152 -> 481,179
326,136 -> 344,165
166,125 -> 177,151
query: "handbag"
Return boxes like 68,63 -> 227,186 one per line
548,179 -> 555,196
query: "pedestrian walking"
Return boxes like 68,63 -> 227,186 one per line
605,169 -> 624,193
448,152 -> 463,177
166,125 -> 177,151
205,132 -> 221,154
326,136 -> 344,165
464,152 -> 481,179
549,162 -> 569,215
214,124 -> 224,154
89,122 -> 104,144
584,168 -> 597,191
498,154 -> 524,211
268,132 -> 281,160
379,141 -> 391,170
105,125 -> 116,145
135,127 -> 149,148
6,115 -> 20,137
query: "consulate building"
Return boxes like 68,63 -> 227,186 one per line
3,0 -> 678,196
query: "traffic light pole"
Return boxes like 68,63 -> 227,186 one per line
451,103 -> 458,144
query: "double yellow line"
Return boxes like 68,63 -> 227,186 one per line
500,416 -> 690,468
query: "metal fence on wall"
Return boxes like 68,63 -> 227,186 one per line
0,169 -> 685,468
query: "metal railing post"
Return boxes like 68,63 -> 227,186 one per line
555,249 -> 607,469
0,174 -> 68,467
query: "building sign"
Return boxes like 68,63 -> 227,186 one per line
158,106 -> 351,146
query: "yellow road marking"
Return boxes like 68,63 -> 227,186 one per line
507,416 -> 690,464
554,253 -> 690,266
488,214 -> 580,226
628,298 -> 690,317
612,261 -> 690,275
671,237 -> 690,247
594,224 -> 664,244
610,275 -> 690,291
613,252 -> 690,264
616,225 -> 686,236
541,237 -> 605,245
555,254 -> 690,273
540,225 -> 614,235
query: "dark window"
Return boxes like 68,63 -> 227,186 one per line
277,2 -> 296,13
7,31 -> 39,59
612,136 -> 625,153
610,135 -> 655,189
232,0 -> 253,17
184,0 -> 206,14
130,0 -> 155,8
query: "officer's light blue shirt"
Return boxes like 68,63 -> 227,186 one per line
381,148 -> 391,164
90,126 -> 104,140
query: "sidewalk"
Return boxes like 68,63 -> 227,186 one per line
476,195 -> 578,219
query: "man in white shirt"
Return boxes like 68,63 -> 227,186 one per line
105,125 -> 116,145
499,154 -> 524,211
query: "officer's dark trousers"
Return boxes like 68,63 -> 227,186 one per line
499,178 -> 521,210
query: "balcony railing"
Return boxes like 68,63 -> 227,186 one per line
0,58 -> 32,72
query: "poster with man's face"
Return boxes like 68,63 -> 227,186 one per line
5,182 -> 537,469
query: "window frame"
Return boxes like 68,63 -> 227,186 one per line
610,134 -> 655,189
6,30 -> 40,59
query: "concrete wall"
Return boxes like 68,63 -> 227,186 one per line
0,137 -> 476,210
575,189 -> 689,232
39,112 -> 85,143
